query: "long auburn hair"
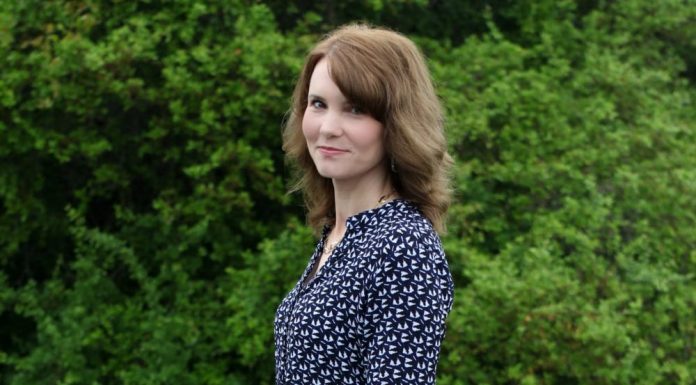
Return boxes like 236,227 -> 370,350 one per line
282,24 -> 452,233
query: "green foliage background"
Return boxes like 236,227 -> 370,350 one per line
0,0 -> 694,384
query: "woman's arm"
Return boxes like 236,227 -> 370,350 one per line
363,231 -> 454,384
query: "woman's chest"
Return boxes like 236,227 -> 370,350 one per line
276,252 -> 377,351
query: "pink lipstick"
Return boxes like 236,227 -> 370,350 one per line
318,146 -> 349,156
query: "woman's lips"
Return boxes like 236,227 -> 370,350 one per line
318,146 -> 349,156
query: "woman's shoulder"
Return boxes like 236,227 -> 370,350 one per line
378,199 -> 437,232
372,199 -> 443,255
364,199 -> 453,293
345,198 -> 444,260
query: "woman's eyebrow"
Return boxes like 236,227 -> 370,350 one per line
307,94 -> 325,101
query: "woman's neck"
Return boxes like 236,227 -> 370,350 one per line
331,173 -> 394,235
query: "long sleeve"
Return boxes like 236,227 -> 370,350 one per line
363,231 -> 454,384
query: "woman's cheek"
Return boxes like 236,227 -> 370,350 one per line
302,114 -> 320,142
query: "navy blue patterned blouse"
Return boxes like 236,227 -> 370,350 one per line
274,199 -> 454,384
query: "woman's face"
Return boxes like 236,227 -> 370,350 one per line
302,59 -> 386,185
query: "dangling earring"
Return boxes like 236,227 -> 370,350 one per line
390,157 -> 397,173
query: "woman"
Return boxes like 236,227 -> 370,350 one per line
275,24 -> 454,384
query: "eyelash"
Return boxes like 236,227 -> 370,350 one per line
310,99 -> 326,109
349,106 -> 364,115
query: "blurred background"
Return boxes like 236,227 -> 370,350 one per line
0,0 -> 694,384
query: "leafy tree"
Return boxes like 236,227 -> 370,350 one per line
0,0 -> 693,384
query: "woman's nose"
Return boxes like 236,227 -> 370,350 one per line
318,111 -> 342,137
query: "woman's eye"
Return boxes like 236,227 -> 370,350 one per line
349,105 -> 364,115
309,99 -> 325,109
